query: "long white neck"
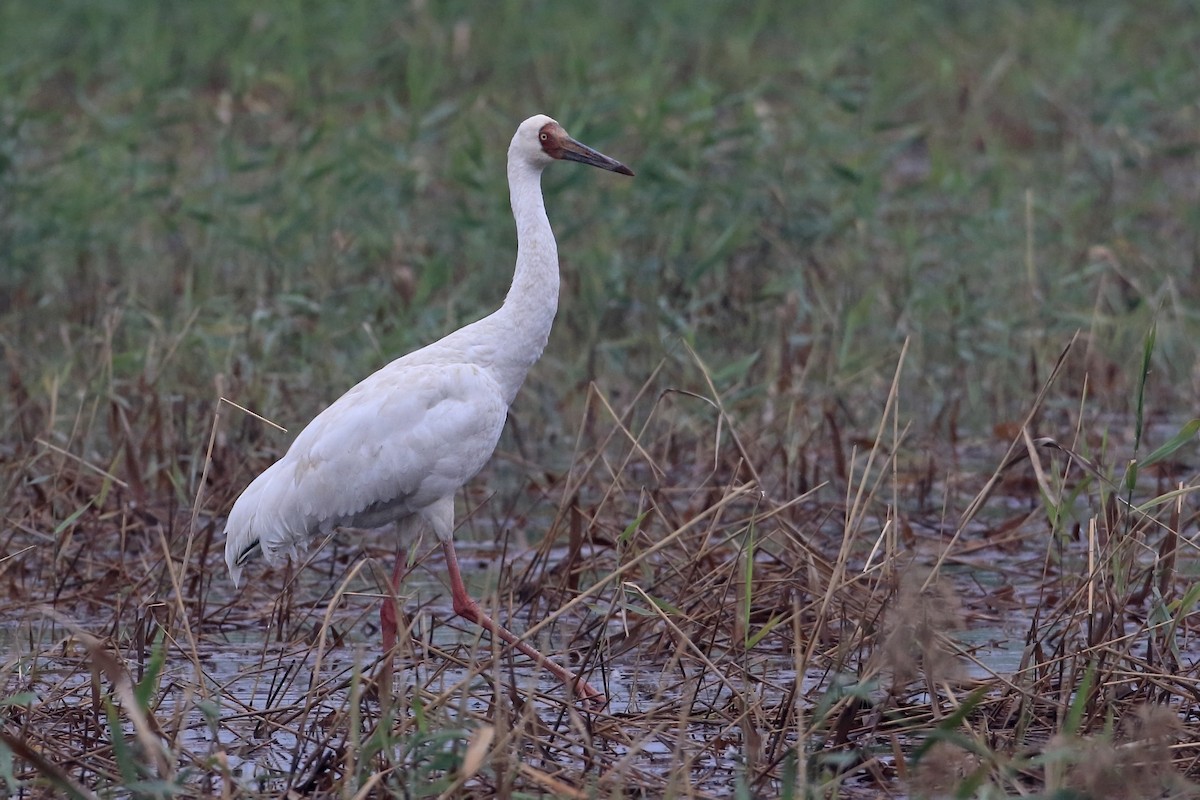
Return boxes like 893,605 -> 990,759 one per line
490,153 -> 559,398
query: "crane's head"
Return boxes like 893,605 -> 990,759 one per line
512,114 -> 635,176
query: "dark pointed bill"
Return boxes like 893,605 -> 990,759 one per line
560,137 -> 635,176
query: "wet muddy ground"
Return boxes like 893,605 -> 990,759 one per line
4,424 -> 1200,797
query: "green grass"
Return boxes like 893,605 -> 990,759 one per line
3,1 -> 1200,797
5,1 -> 1199,453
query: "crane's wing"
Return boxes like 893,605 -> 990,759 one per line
224,361 -> 509,583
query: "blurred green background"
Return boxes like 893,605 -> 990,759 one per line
2,1 -> 1198,494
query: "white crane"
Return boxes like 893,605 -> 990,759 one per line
223,114 -> 632,707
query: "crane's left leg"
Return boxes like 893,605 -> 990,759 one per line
441,538 -> 605,708
377,545 -> 410,714
379,545 -> 409,656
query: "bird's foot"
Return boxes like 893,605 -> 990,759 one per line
575,681 -> 607,711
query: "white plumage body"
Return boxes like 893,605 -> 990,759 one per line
224,113 -> 602,584
222,115 -> 631,706
224,219 -> 557,585
224,355 -> 508,583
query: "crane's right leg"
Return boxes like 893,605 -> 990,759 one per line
441,538 -> 606,708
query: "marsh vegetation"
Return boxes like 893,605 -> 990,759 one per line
3,2 -> 1200,797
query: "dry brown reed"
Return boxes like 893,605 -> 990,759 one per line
3,338 -> 1200,799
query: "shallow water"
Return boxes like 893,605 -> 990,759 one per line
4,538 -> 829,796
7,450 -> 1198,798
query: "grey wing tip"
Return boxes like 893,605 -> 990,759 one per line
236,540 -> 262,566
226,538 -> 261,588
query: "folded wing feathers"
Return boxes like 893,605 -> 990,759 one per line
223,361 -> 509,585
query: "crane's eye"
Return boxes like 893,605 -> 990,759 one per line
539,132 -> 549,142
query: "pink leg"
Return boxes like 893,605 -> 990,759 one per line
380,547 -> 408,656
441,539 -> 605,708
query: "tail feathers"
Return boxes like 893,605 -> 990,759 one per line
224,521 -> 310,586
224,537 -> 259,587
223,458 -> 315,587
224,504 -> 310,587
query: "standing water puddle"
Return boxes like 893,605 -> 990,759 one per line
3,539 -> 839,796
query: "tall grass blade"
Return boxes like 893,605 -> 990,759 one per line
1133,321 -> 1156,453
1141,419 -> 1200,468
1063,660 -> 1096,737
